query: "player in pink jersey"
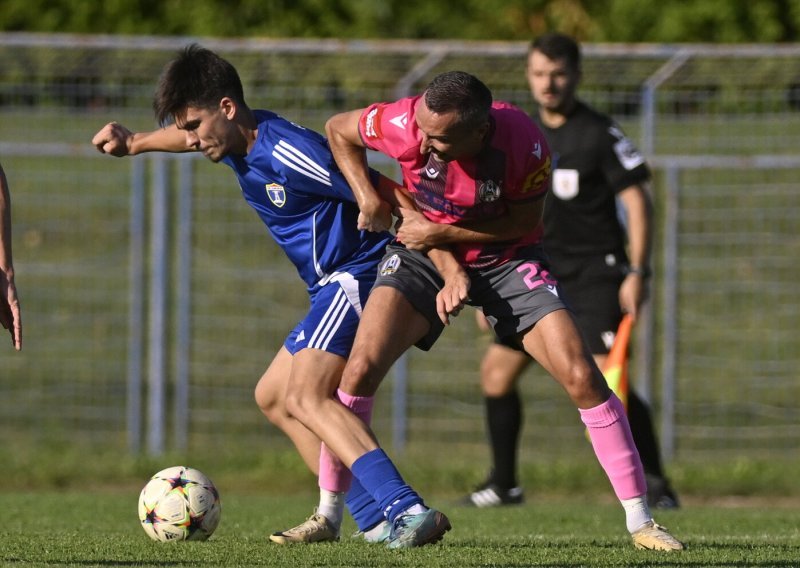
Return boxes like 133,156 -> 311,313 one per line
463,32 -> 679,513
313,71 -> 684,551
359,95 -> 548,268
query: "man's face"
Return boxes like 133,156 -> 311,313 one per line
415,97 -> 488,162
527,50 -> 580,113
175,101 -> 236,162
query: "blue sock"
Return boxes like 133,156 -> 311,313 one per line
351,448 -> 423,523
346,478 -> 385,532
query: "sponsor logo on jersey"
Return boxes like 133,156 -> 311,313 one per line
379,253 -> 401,276
389,112 -> 408,129
265,183 -> 286,207
479,179 -> 502,202
521,154 -> 551,194
364,107 -> 383,139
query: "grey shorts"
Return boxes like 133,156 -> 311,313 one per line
373,244 -> 567,350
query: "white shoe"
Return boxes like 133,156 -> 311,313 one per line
631,521 -> 685,551
269,510 -> 339,544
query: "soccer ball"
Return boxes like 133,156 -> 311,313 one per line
138,466 -> 221,542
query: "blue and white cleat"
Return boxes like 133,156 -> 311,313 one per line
386,508 -> 451,549
352,520 -> 392,543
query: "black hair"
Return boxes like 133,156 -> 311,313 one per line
529,32 -> 582,72
424,71 -> 492,129
153,44 -> 247,126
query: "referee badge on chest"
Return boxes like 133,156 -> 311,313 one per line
265,183 -> 286,207
552,169 -> 579,200
380,254 -> 401,276
479,179 -> 502,202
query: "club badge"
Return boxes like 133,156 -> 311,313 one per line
265,183 -> 286,207
380,254 -> 401,276
479,179 -> 502,202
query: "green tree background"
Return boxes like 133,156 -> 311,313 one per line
2,0 -> 800,42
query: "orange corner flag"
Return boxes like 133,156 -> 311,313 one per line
602,314 -> 634,412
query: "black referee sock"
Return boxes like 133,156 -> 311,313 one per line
627,389 -> 665,478
485,391 -> 523,490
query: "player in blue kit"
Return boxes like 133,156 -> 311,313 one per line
91,44 -> 458,546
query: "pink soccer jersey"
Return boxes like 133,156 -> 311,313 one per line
359,95 -> 551,268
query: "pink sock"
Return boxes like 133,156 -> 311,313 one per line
579,393 -> 647,500
335,389 -> 376,425
318,389 -> 376,492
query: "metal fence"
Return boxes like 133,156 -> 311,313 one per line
1,33 -> 798,463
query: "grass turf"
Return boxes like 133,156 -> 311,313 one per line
2,490 -> 798,567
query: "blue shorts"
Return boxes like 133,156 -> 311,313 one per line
284,271 -> 374,358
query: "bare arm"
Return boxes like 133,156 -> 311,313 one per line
617,183 -> 653,320
92,122 -> 193,157
374,173 -> 415,212
375,174 -> 470,324
427,247 -> 470,325
395,197 -> 545,250
326,110 -> 393,232
0,161 -> 21,350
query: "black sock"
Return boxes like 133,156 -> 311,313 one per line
627,389 -> 665,478
485,390 -> 522,489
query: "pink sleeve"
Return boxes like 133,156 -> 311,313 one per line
519,144 -> 552,200
357,97 -> 419,159
507,127 -> 552,202
489,103 -> 551,202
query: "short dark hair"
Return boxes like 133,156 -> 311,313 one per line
423,71 -> 492,130
529,33 -> 582,72
153,44 -> 247,126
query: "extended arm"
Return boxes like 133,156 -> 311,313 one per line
0,161 -> 21,350
617,183 -> 653,320
326,110 -> 393,232
92,122 -> 193,157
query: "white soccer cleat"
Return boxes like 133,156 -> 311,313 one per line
269,510 -> 339,544
631,521 -> 685,551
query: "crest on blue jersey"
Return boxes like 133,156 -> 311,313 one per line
265,183 -> 286,207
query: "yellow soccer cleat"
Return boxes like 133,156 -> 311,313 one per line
269,510 -> 339,544
631,521 -> 685,551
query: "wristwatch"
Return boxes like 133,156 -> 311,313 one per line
627,265 -> 652,278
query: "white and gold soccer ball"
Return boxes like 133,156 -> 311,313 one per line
138,466 -> 221,542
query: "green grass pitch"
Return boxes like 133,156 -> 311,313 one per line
2,490 -> 798,567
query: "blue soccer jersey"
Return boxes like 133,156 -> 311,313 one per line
222,110 -> 392,289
